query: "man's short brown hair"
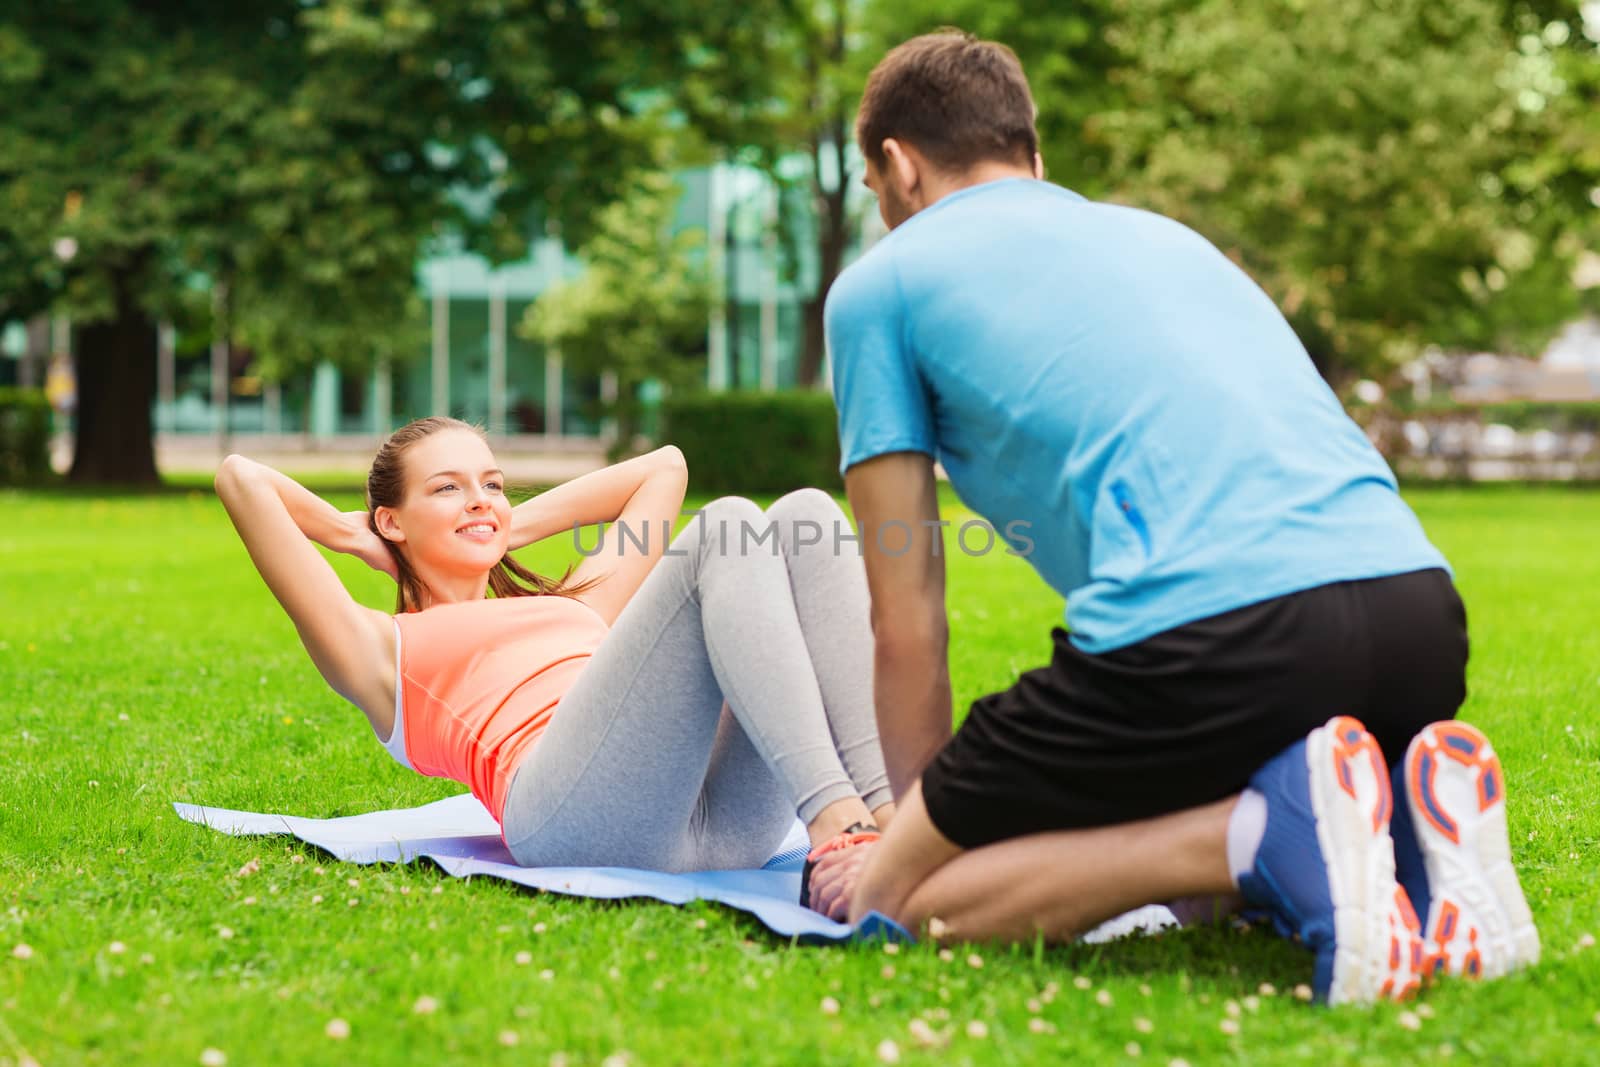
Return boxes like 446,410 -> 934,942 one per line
856,31 -> 1039,173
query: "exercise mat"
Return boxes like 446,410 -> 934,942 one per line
175,792 -> 1176,943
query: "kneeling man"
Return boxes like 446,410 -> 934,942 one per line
809,31 -> 1538,1006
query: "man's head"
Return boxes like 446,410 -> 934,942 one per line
857,31 -> 1043,229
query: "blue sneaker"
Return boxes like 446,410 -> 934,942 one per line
1390,721 -> 1539,981
1239,716 -> 1422,1005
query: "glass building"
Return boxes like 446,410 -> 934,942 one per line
1,161 -> 881,443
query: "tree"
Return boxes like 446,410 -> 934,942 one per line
1083,0 -> 1598,381
862,2 -> 1597,383
521,170 -> 711,459
701,0 -> 1133,388
1483,3 -> 1600,334
667,0 -> 873,390
0,1 -> 778,483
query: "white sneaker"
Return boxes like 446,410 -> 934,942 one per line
1390,721 -> 1540,981
1239,715 -> 1423,1005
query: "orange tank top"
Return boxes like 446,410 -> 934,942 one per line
393,595 -> 610,824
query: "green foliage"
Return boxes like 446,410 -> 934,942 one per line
1390,394 -> 1600,428
882,4 -> 1597,382
521,171 -> 711,460
1082,0 -> 1598,380
0,1 -> 735,368
0,1 -> 799,479
0,1 -> 787,377
660,390 -> 843,494
0,386 -> 50,483
1476,400 -> 1600,433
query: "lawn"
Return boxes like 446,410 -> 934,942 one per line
2,483 -> 1597,1066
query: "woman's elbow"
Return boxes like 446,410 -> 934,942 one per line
215,454 -> 243,494
214,454 -> 260,501
649,445 -> 688,497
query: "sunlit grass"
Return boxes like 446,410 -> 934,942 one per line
2,484 -> 1597,1065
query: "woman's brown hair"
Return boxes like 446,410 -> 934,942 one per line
366,416 -> 598,613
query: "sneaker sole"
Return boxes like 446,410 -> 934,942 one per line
1402,722 -> 1540,980
1308,716 -> 1423,1005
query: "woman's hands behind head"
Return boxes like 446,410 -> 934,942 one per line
342,511 -> 400,581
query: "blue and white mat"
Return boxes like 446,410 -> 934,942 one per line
174,793 -> 1175,943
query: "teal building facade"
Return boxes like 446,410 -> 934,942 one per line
3,162 -> 875,443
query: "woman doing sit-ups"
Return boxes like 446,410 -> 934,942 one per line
215,416 -> 890,912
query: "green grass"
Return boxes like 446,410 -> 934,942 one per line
2,485 -> 1598,1066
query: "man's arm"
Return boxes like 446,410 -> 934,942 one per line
845,451 -> 952,800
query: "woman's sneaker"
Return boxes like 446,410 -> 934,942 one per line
1389,721 -> 1540,981
1238,716 -> 1423,1005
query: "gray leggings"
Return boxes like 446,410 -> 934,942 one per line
501,489 -> 891,872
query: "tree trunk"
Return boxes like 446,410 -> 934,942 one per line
69,269 -> 160,485
795,2 -> 853,390
797,180 -> 850,388
796,36 -> 857,391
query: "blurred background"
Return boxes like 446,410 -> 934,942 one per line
0,0 -> 1596,490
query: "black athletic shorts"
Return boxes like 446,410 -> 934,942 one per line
921,568 -> 1468,850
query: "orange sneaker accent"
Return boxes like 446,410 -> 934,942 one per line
1408,744 -> 1461,845
1462,928 -> 1483,978
805,829 -> 882,864
1427,722 -> 1505,816
1391,885 -> 1424,999
1328,715 -> 1392,832
1424,899 -> 1463,978
1396,885 -> 1420,931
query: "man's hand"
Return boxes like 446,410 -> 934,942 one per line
340,511 -> 399,581
806,843 -> 877,922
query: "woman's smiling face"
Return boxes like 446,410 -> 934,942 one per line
380,428 -> 512,579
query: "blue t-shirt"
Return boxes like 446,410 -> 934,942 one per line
826,178 -> 1447,654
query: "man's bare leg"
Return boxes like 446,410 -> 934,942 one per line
839,782 -> 1237,941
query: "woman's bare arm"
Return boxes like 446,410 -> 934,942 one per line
215,455 -> 396,730
516,446 -> 689,625
506,446 -> 688,550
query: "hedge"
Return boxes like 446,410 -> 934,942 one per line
659,390 -> 843,494
0,388 -> 51,484
1478,401 -> 1600,434
1388,398 -> 1600,433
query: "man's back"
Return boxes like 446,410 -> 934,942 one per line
828,177 -> 1446,652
